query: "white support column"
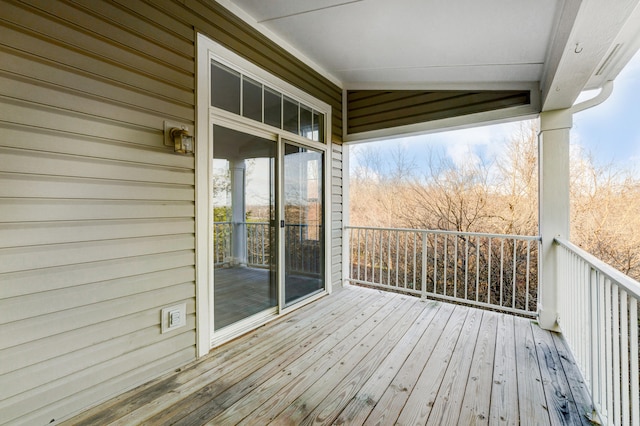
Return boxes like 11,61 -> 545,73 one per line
231,160 -> 246,265
538,109 -> 572,331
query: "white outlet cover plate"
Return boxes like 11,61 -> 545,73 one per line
161,303 -> 187,333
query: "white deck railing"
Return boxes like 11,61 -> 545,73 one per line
213,221 -> 232,266
556,238 -> 640,425
213,221 -> 321,274
346,226 -> 540,316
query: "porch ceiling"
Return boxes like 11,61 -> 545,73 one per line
220,0 -> 640,112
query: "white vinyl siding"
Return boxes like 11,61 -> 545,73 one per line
331,144 -> 344,287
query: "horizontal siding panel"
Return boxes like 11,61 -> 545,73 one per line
3,315 -> 196,401
0,147 -> 194,185
0,251 -> 195,299
73,0 -> 195,54
2,283 -> 194,349
332,237 -> 342,249
0,235 -> 194,274
1,331 -> 196,425
0,218 -> 194,249
349,91 -> 462,116
1,1 -> 193,88
0,174 -> 193,201
332,202 -> 343,212
0,304 -> 189,375
2,51 -> 192,120
21,0 -> 193,69
0,199 -> 194,222
0,124 -> 193,169
0,27 -> 193,105
20,347 -> 196,426
111,0 -> 196,41
0,98 -> 160,146
0,73 -> 189,128
1,266 -> 195,324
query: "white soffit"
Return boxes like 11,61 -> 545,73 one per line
228,0 -> 558,88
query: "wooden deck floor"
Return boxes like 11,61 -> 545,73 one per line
64,285 -> 593,425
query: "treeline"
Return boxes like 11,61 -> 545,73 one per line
349,121 -> 640,281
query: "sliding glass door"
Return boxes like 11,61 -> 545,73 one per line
211,126 -> 326,335
212,125 -> 277,331
283,142 -> 325,305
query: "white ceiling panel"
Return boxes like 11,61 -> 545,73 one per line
230,0 -> 557,86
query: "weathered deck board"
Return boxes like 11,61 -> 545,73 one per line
458,311 -> 499,425
63,285 -> 593,426
490,314 -> 519,425
514,318 -> 549,424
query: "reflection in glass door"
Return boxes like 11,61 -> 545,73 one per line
283,142 -> 325,305
212,125 -> 277,330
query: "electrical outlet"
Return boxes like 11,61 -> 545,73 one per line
161,303 -> 186,333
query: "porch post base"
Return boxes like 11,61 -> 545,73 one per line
537,305 -> 560,332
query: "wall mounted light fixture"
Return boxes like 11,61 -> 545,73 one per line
164,121 -> 194,154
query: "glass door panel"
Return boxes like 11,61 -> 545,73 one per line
283,142 -> 325,305
212,125 -> 277,330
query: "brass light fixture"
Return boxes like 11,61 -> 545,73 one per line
163,121 -> 194,154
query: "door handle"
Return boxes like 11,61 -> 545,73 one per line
280,220 -> 285,228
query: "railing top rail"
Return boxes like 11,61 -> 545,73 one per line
345,225 -> 541,241
555,237 -> 640,299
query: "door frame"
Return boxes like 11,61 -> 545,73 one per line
195,33 -> 332,356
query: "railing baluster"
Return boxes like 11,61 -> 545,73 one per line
605,277 -> 613,422
395,230 -> 399,287
620,290 -> 629,426
464,236 -> 469,301
525,240 -> 531,310
433,234 -> 438,294
512,238 -> 517,309
487,238 -> 492,305
499,239 -> 504,307
421,231 -> 427,299
612,285 -> 621,426
475,239 -> 480,302
630,299 -> 639,425
404,231 -> 408,288
364,229 -> 368,283
412,233 -> 417,290
356,228 -> 361,281
443,234 -> 448,297
453,235 -> 458,299
387,229 -> 391,286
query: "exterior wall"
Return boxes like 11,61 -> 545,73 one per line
0,0 -> 342,424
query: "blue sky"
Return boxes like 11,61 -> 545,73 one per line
573,50 -> 640,168
350,51 -> 640,176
